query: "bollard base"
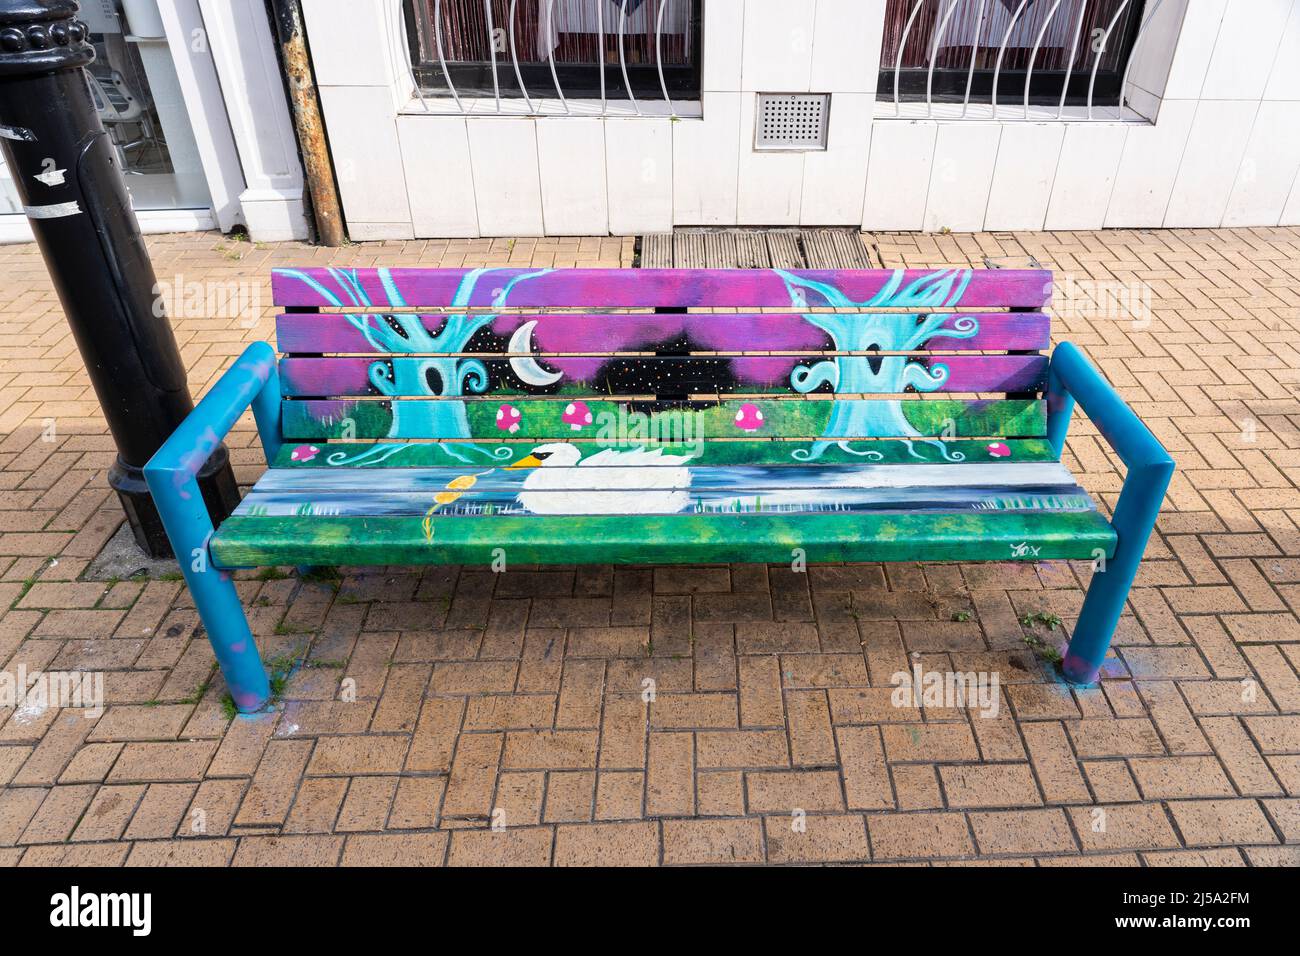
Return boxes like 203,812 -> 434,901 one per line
110,444 -> 241,559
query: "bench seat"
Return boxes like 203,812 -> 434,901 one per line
212,453 -> 1116,567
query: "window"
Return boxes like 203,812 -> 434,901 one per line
404,0 -> 702,103
879,0 -> 1146,110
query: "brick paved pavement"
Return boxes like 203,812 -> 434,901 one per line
0,228 -> 1298,866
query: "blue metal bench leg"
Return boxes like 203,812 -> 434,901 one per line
144,342 -> 281,714
1047,342 -> 1175,685
1062,498 -> 1157,685
189,553 -> 270,713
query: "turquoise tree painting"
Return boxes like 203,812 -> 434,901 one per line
778,268 -> 979,462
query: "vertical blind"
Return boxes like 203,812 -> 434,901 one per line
425,0 -> 696,68
881,0 -> 1142,78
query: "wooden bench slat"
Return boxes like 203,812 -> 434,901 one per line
277,355 -> 1048,398
275,312 -> 1052,355
271,267 -> 1053,309
271,439 -> 1060,469
211,511 -> 1116,568
281,398 -> 1047,441
234,461 -> 1096,519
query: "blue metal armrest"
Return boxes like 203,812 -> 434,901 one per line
1045,341 -> 1175,683
143,342 -> 282,712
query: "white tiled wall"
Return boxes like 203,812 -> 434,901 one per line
304,0 -> 1300,237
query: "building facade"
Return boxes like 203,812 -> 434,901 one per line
0,0 -> 308,243
3,0 -> 1296,243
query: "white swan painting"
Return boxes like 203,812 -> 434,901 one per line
506,443 -> 694,515
235,452 -> 1097,520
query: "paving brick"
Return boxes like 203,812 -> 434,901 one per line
389,776 -> 444,830
1069,803 -> 1180,852
1167,799 -> 1278,847
764,814 -> 869,864
107,741 -> 216,783
696,730 -> 789,769
128,783 -> 199,840
650,692 -> 737,729
19,784 -> 95,844
70,784 -> 144,842
1129,756 -> 1237,799
494,772 -> 544,827
502,730 -> 598,770
126,839 -> 237,867
337,776 -> 397,831
646,732 -> 694,816
443,733 -> 503,819
236,739 -> 313,827
867,812 -> 973,860
307,736 -> 409,776
663,819 -> 763,865
595,772 -> 645,820
882,723 -> 979,763
232,835 -> 343,866
892,764 -> 943,810
737,656 -> 785,727
447,827 -> 553,866
342,832 -> 447,866
747,769 -> 844,813
941,764 -> 1042,808
598,696 -> 647,770
554,821 -> 659,866
544,771 -> 595,823
970,809 -> 1077,855
283,777 -> 347,834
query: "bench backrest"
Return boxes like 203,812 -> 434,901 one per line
270,267 -> 1053,462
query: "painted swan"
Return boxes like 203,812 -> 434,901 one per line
506,443 -> 692,515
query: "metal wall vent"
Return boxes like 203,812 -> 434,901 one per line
755,93 -> 830,151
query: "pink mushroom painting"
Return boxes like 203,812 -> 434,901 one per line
290,444 -> 320,463
987,442 -> 1011,459
734,403 -> 765,432
496,404 -> 522,434
562,400 -> 594,431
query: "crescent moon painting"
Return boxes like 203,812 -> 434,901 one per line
508,320 -> 563,387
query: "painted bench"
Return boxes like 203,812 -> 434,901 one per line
144,266 -> 1173,713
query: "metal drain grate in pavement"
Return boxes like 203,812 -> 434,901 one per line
639,229 -> 881,269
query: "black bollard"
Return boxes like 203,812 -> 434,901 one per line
0,0 -> 240,558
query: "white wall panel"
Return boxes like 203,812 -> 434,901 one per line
537,118 -> 609,235
983,124 -> 1066,232
923,123 -> 1000,233
1223,101 -> 1300,227
1200,0 -> 1293,101
1164,101 -> 1259,228
1161,0 -> 1227,99
862,122 -> 936,231
398,115 -> 478,237
703,0 -> 744,92
318,85 -> 412,230
801,93 -> 873,225
466,119 -> 544,236
606,119 -> 674,234
1106,100 -> 1196,228
1045,124 -> 1129,231
811,0 -> 886,94
1264,0 -> 1300,100
673,94 -> 742,225
736,93 -> 804,224
741,0 -> 815,92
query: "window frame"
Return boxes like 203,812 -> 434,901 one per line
877,1 -> 1146,109
402,0 -> 704,102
